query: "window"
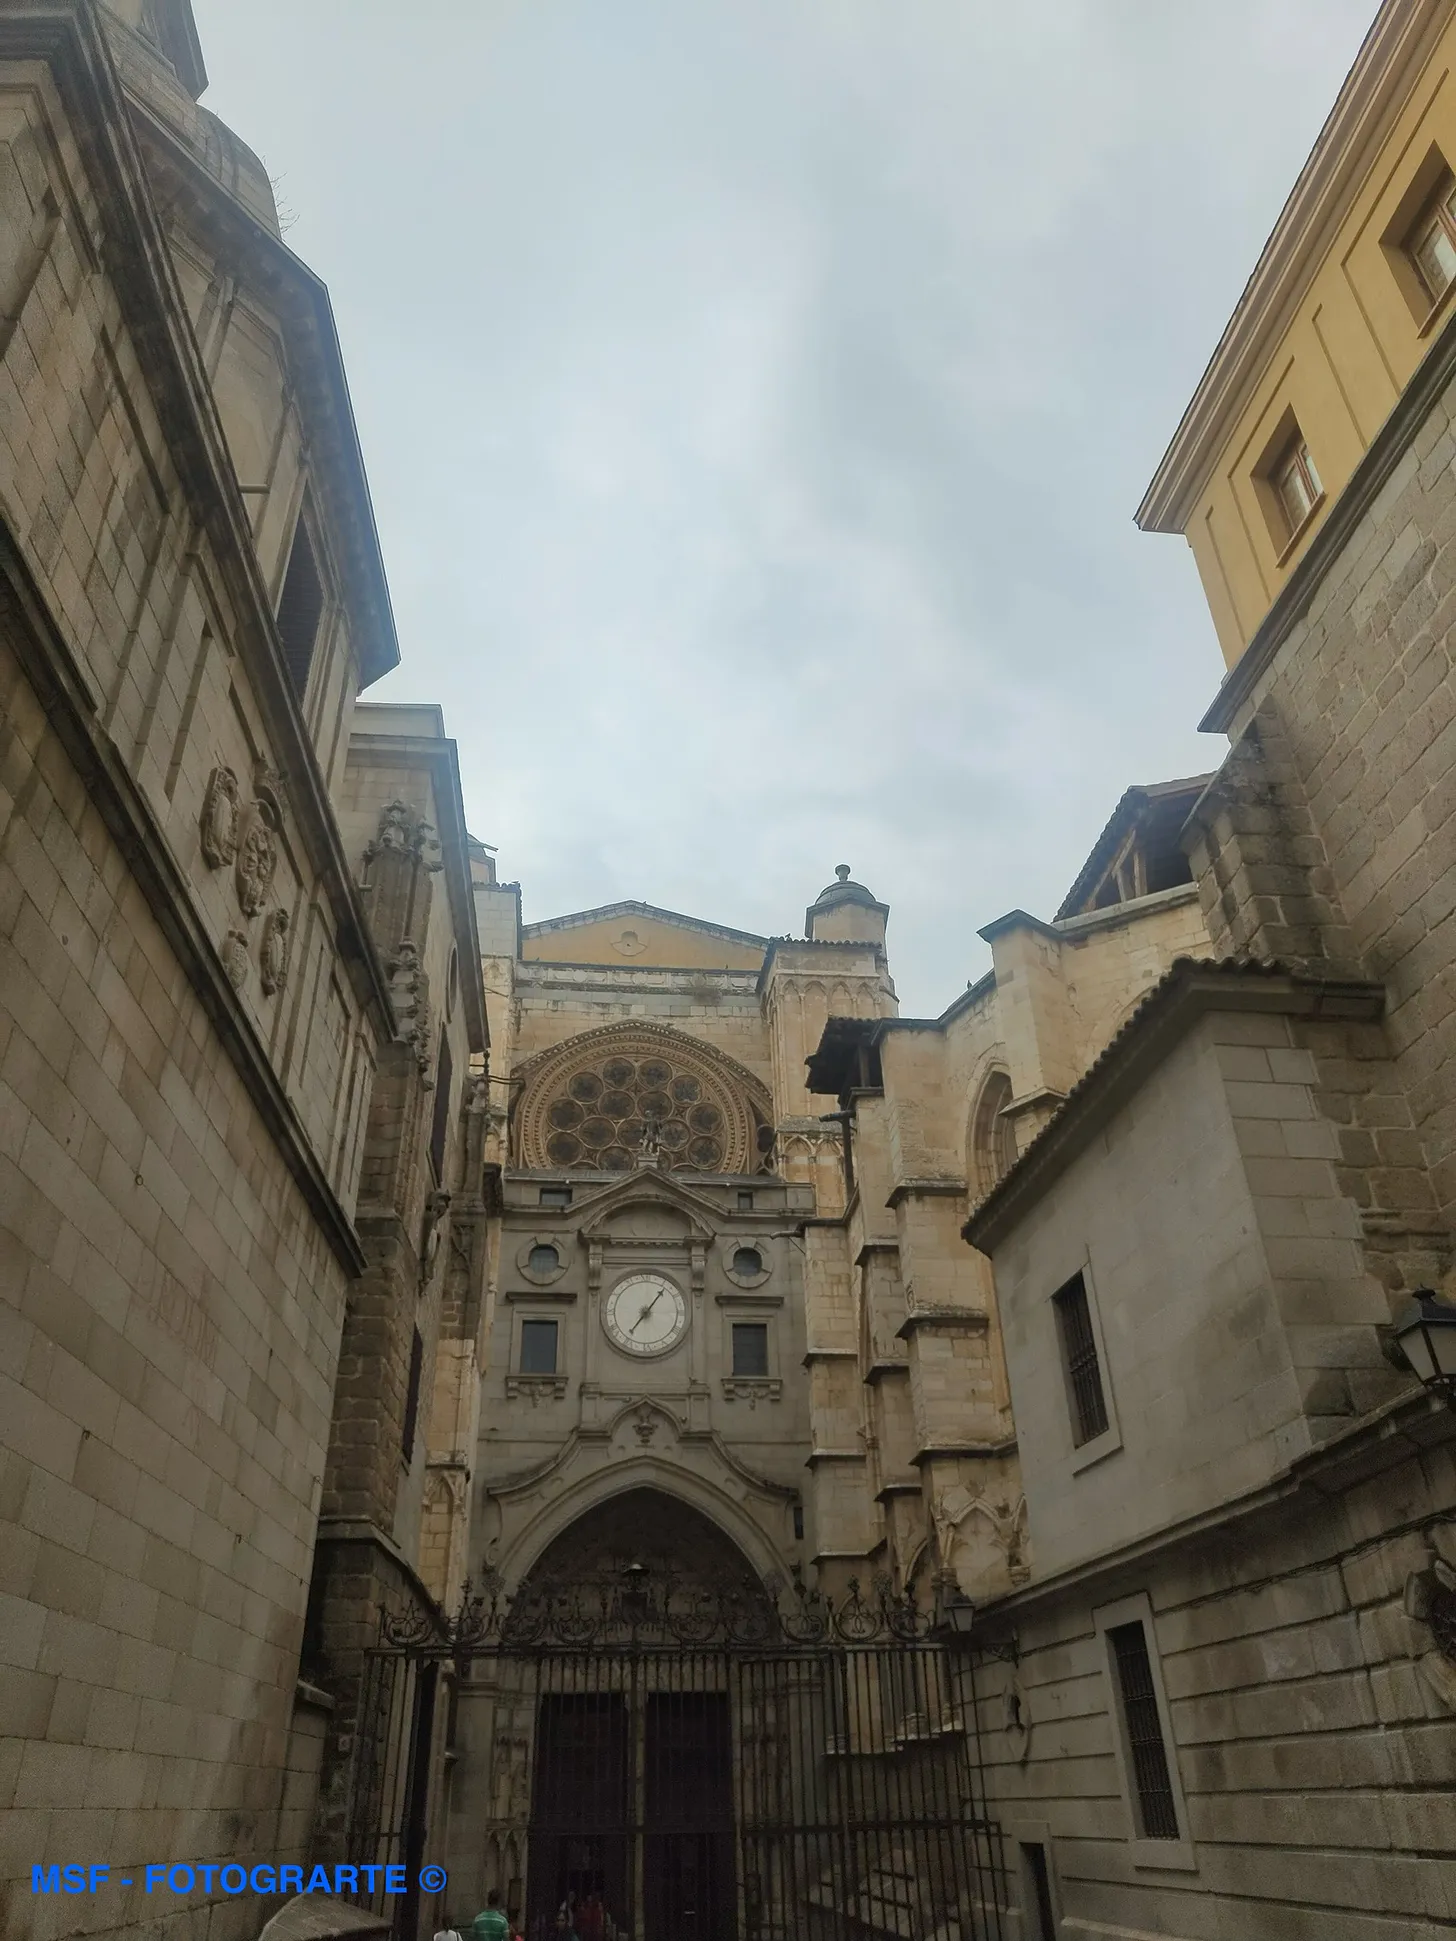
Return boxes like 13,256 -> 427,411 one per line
1270,431 -> 1322,538
1108,1621 -> 1181,1841
429,1027 -> 453,1185
731,1323 -> 769,1378
1020,1844 -> 1058,1941
1053,1272 -> 1108,1446
1408,171 -> 1456,304
732,1246 -> 763,1278
527,1243 -> 560,1275
276,499 -> 325,697
539,1186 -> 572,1209
792,1503 -> 804,1541
972,1070 -> 1017,1198
401,1327 -> 424,1465
737,1190 -> 754,1212
520,1320 -> 559,1375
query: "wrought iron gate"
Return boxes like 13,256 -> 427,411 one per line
357,1566 -> 1008,1941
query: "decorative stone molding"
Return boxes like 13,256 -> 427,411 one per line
235,814 -> 278,918
260,908 -> 291,995
721,1377 -> 782,1408
931,1484 -> 1030,1594
505,1375 -> 569,1404
721,1237 -> 771,1289
366,799 -> 442,871
515,1021 -> 774,1176
253,759 -> 287,832
221,929 -> 248,990
386,941 -> 433,1076
515,1234 -> 569,1285
200,765 -> 240,868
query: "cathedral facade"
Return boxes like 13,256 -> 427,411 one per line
444,829 -> 1215,1929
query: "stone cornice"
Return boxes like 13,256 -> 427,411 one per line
1138,0 -> 1451,533
123,97 -> 401,689
963,959 -> 1385,1253
0,4 -> 395,1038
911,1438 -> 1017,1468
976,1387 -> 1452,1624
885,1177 -> 965,1210
896,1308 -> 990,1341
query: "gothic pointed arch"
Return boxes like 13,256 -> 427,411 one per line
969,1065 -> 1017,1198
513,1021 -> 775,1176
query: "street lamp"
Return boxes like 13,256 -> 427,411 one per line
938,1589 -> 978,1643
1390,1288 -> 1456,1406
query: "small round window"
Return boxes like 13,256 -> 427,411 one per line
732,1247 -> 763,1278
528,1243 -> 560,1275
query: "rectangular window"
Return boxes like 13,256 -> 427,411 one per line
1409,171 -> 1456,303
792,1503 -> 804,1541
1271,433 -> 1321,537
520,1320 -> 559,1375
1053,1272 -> 1108,1445
732,1322 -> 769,1377
737,1190 -> 754,1211
276,500 -> 325,697
1020,1844 -> 1058,1941
1108,1621 -> 1181,1840
429,1027 -> 453,1185
401,1327 -> 424,1465
539,1186 -> 572,1209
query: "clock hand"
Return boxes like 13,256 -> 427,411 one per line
630,1291 -> 666,1334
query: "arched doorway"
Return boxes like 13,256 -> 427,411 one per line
453,1489 -> 1009,1941
512,1493 -> 761,1941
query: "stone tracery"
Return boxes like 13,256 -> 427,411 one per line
516,1025 -> 774,1175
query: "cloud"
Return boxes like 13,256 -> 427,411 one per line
193,0 -> 1377,1012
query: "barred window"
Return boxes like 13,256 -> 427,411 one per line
1053,1271 -> 1109,1445
1108,1620 -> 1180,1840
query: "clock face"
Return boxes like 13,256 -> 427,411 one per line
603,1272 -> 689,1358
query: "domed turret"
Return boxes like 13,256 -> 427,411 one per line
806,864 -> 890,948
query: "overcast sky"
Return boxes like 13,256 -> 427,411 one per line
192,0 -> 1375,1016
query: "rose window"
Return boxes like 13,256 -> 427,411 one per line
518,1030 -> 773,1175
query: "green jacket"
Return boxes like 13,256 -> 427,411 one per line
472,1911 -> 511,1941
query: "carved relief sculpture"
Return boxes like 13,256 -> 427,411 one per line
200,766 -> 240,868
221,930 -> 249,991
387,941 -> 434,1077
254,759 -> 287,833
260,908 -> 291,995
235,817 -> 278,918
365,800 -> 443,871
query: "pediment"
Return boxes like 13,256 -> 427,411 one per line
575,1166 -> 724,1242
521,902 -> 766,972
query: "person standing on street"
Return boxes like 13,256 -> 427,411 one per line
473,1889 -> 512,1941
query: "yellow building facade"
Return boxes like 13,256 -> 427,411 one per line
1141,0 -> 1456,667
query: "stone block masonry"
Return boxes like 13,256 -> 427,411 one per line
0,625 -> 352,1939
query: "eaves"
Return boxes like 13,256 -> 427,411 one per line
1137,0 -> 1451,533
962,958 -> 1385,1253
0,4 -> 395,1039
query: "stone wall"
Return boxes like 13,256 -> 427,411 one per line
1189,354 -> 1456,1238
0,620 -> 351,1940
981,1417 -> 1456,1941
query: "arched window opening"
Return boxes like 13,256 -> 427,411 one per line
972,1069 -> 1017,1198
